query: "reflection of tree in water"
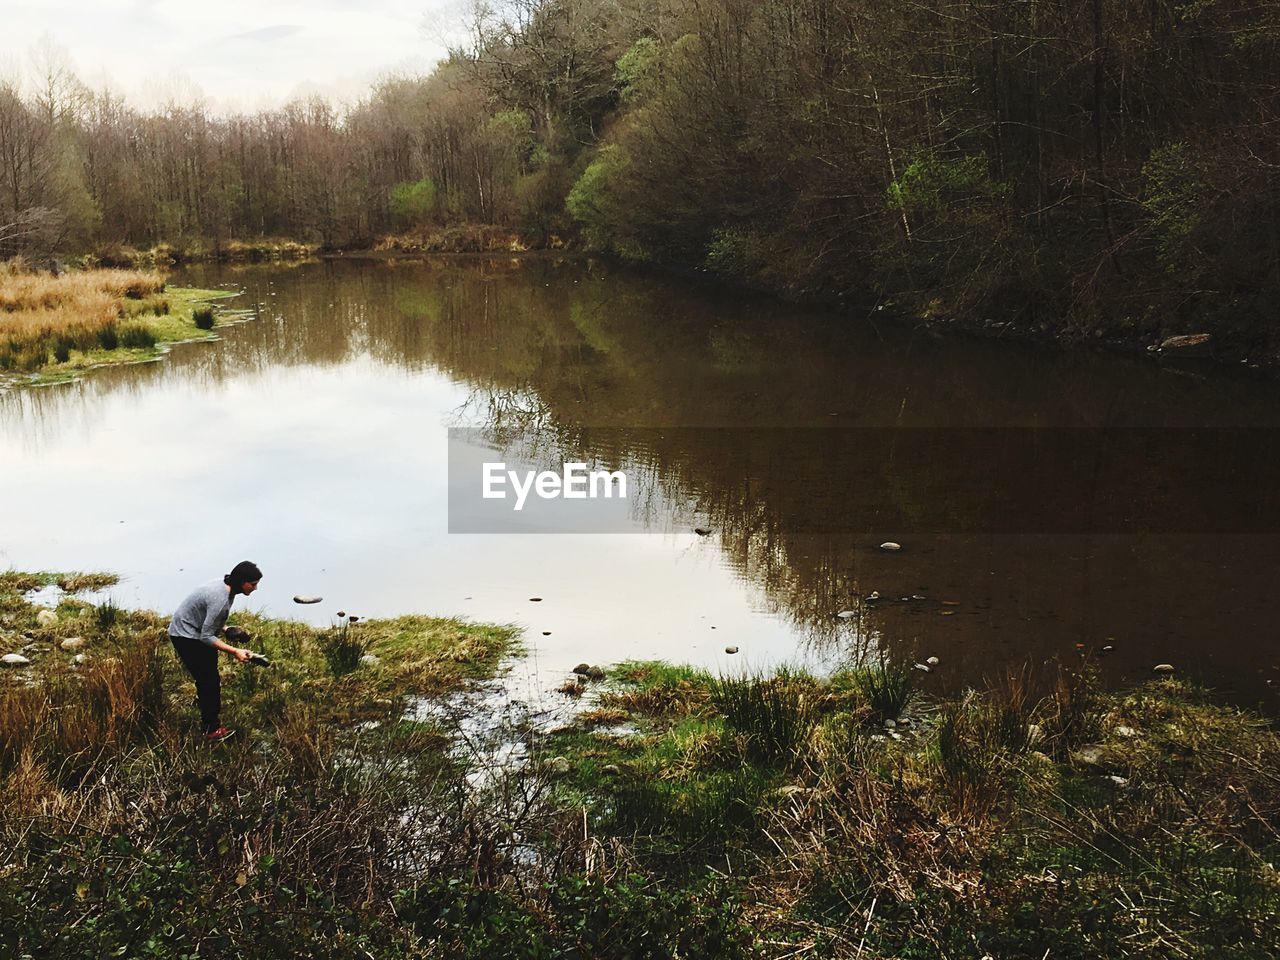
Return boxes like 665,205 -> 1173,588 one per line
8,258 -> 1280,698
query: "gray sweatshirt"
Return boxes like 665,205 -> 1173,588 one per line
169,579 -> 234,646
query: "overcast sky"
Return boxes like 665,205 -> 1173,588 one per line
2,0 -> 472,112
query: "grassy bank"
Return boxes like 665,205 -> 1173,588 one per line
0,265 -> 239,384
541,660 -> 1280,958
0,570 -> 526,958
88,238 -> 318,268
4,572 -> 1275,958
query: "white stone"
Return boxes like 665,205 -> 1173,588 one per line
60,637 -> 87,651
879,542 -> 902,552
2,653 -> 31,667
36,610 -> 57,627
925,656 -> 939,666
358,654 -> 380,667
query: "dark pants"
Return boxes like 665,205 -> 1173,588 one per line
170,635 -> 220,732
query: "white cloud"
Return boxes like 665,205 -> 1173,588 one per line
4,0 -> 471,111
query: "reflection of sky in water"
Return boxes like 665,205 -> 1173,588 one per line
0,356 -> 834,681
2,258 -> 1279,708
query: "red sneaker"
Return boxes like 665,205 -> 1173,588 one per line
204,726 -> 236,742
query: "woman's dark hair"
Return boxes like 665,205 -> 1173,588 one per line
224,561 -> 263,591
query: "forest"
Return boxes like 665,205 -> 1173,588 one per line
2,0 -> 1278,350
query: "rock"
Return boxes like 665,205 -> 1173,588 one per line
60,637 -> 87,651
602,764 -> 621,775
778,785 -> 809,798
879,542 -> 902,552
36,610 -> 57,627
336,611 -> 346,618
889,731 -> 903,741
693,528 -> 713,536
866,591 -> 881,601
546,756 -> 571,776
72,654 -> 86,666
724,646 -> 739,654
1116,725 -> 1137,738
586,667 -> 606,681
542,631 -> 551,636
2,653 -> 31,668
293,595 -> 323,604
1159,333 -> 1214,357
940,610 -> 956,616
940,600 -> 961,606
1107,775 -> 1130,788
1153,663 -> 1175,675
529,597 -> 543,602
1072,745 -> 1105,769
572,663 -> 591,676
925,656 -> 939,666
836,610 -> 858,619
1026,723 -> 1044,746
913,662 -> 931,673
1102,644 -> 1115,652
883,719 -> 897,729
358,654 -> 380,667
911,594 -> 927,601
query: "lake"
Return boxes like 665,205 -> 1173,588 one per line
3,256 -> 1278,708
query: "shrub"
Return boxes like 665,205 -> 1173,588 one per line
193,306 -> 215,330
96,325 -> 119,350
118,324 -> 155,349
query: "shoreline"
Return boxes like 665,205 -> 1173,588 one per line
33,239 -> 1276,382
2,572 -> 1276,956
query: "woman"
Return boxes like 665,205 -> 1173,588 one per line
168,560 -> 262,741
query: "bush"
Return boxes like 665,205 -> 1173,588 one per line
389,178 -> 438,229
193,306 -> 215,330
96,325 -> 119,350
118,324 -> 156,349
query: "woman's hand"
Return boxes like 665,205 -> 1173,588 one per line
232,647 -> 253,663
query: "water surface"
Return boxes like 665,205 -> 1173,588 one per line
2,258 -> 1277,707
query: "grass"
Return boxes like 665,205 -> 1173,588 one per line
841,657 -> 915,720
710,672 -> 814,765
0,570 -> 562,959
4,567 -> 1278,957
0,262 -> 240,385
543,656 -> 1280,957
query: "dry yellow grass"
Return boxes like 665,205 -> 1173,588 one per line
0,266 -> 166,361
